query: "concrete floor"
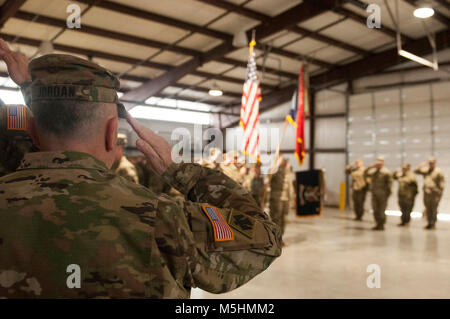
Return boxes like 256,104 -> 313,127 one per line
191,208 -> 450,299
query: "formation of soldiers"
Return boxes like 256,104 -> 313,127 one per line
0,40 -> 282,298
346,157 -> 445,231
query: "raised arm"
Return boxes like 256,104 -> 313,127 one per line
127,114 -> 282,293
414,162 -> 428,176
0,39 -> 32,105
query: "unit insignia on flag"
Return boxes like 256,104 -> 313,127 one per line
7,105 -> 27,131
201,205 -> 234,242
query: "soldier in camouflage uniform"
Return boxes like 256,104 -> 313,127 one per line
220,150 -> 243,184
112,133 -> 139,184
345,160 -> 368,221
414,157 -> 445,230
0,46 -> 281,298
364,157 -> 393,231
127,156 -> 148,186
393,163 -> 418,226
249,164 -> 265,208
269,156 -> 292,244
0,102 -> 38,177
200,147 -> 222,170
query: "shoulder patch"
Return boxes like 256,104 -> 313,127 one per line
228,209 -> 255,239
7,105 -> 27,131
201,205 -> 234,242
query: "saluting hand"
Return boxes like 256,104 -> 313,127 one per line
127,113 -> 173,175
0,38 -> 31,85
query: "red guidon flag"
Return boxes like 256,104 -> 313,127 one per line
240,39 -> 261,161
286,65 -> 309,166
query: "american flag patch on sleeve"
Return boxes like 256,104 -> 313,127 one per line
7,105 -> 27,131
201,205 -> 234,242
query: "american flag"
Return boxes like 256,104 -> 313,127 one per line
7,105 -> 27,131
240,41 -> 261,161
202,205 -> 234,241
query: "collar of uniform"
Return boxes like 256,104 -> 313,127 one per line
17,151 -> 108,172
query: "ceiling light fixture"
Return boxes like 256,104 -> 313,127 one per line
398,49 -> 438,70
413,6 -> 434,19
208,82 -> 223,97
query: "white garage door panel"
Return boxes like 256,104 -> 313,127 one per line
375,104 -> 401,121
348,107 -> 373,122
404,103 -> 432,118
434,101 -> 450,117
402,85 -> 431,104
349,93 -> 372,110
432,82 -> 450,100
316,90 -> 346,115
315,118 -> 346,149
315,153 -> 346,206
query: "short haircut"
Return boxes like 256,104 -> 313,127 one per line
32,100 -> 110,138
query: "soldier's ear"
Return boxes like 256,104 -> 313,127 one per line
28,117 -> 41,148
105,116 -> 118,152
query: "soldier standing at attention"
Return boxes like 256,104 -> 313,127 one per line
249,164 -> 265,208
393,163 -> 418,227
270,156 -> 292,245
112,133 -> 139,184
414,157 -> 445,230
0,40 -> 281,298
345,159 -> 368,221
364,157 -> 393,231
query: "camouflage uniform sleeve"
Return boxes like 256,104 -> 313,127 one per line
386,171 -> 393,195
363,167 -> 372,178
161,162 -> 282,294
438,171 -> 445,192
19,81 -> 32,106
414,166 -> 427,175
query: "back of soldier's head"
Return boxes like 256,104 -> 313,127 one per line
26,54 -> 126,140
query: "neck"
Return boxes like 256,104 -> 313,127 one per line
38,138 -> 113,169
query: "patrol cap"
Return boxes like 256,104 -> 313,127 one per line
375,156 -> 385,163
27,54 -> 127,118
226,150 -> 239,158
0,103 -> 33,137
402,163 -> 411,169
209,147 -> 222,157
428,156 -> 436,163
117,133 -> 128,146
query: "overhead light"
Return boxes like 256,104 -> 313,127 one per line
413,7 -> 434,19
128,105 -> 211,125
399,49 -> 438,70
208,82 -> 223,97
38,40 -> 54,55
232,30 -> 248,48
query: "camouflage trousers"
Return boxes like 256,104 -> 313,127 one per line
398,196 -> 416,224
371,193 -> 389,226
424,193 -> 442,226
270,199 -> 289,236
352,189 -> 367,219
